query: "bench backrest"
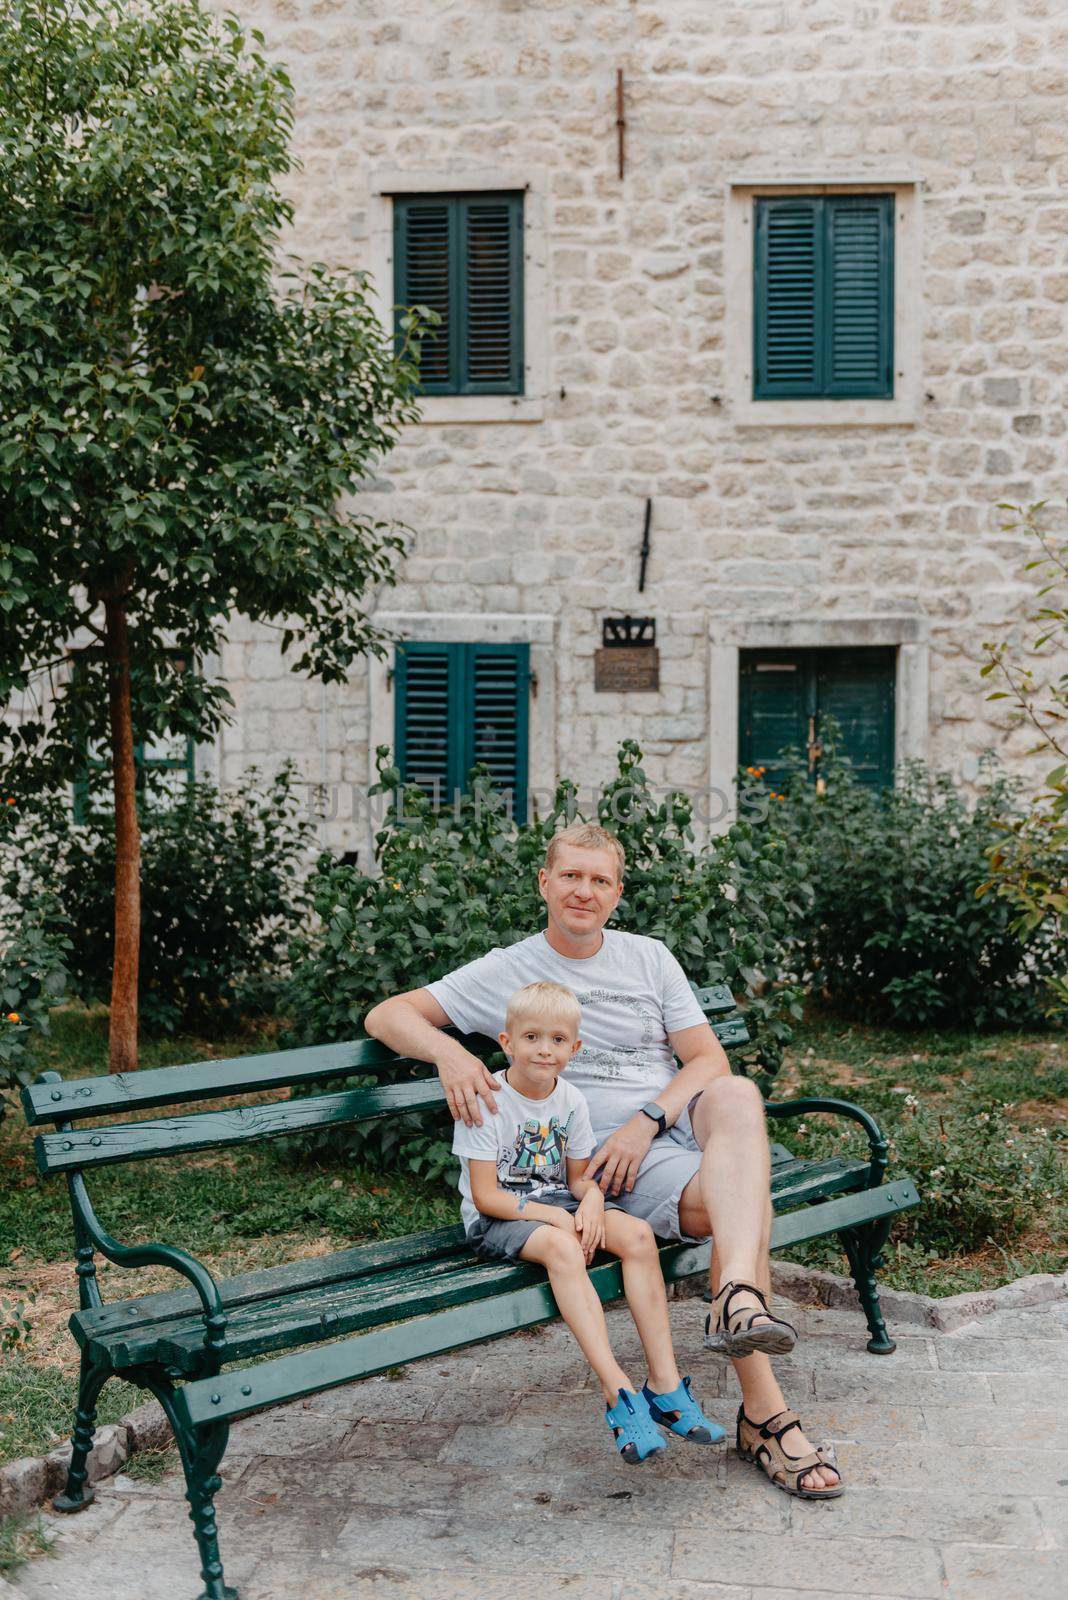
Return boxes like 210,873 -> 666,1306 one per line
23,982 -> 749,1178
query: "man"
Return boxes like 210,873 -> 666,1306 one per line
365,822 -> 842,1497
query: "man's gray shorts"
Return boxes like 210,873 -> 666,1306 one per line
604,1125 -> 706,1244
466,1191 -> 625,1265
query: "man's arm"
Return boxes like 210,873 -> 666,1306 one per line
364,988 -> 500,1127
586,1020 -> 730,1195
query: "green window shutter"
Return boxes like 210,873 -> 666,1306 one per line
739,648 -> 895,793
816,647 -> 895,791
394,643 -> 455,802
825,197 -> 893,398
394,193 -> 523,397
754,195 -> 893,400
460,198 -> 524,393
755,199 -> 822,398
394,199 -> 455,393
739,652 -> 809,794
467,643 -> 529,821
395,641 -> 530,819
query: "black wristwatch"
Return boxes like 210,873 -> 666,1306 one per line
639,1101 -> 667,1136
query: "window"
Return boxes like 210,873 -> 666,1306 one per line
393,192 -> 524,396
394,641 -> 530,819
74,732 -> 195,821
753,195 -> 894,400
739,647 -> 895,793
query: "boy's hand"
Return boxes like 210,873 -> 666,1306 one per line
547,1209 -> 578,1235
574,1191 -> 606,1262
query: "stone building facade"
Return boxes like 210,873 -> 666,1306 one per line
202,0 -> 1068,858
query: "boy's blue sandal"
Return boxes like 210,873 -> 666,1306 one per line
642,1376 -> 725,1444
605,1388 -> 667,1464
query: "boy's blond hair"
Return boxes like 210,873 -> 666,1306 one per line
543,822 -> 625,883
504,980 -> 582,1038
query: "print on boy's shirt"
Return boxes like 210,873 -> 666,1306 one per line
501,1110 -> 574,1191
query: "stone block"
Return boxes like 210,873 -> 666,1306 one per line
983,377 -> 1022,406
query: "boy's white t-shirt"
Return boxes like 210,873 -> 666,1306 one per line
452,1070 -> 597,1234
429,929 -> 707,1143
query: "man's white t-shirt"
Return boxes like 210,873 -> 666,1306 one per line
452,1070 -> 597,1233
428,929 -> 707,1143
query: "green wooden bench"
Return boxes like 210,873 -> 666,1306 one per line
22,984 -> 919,1600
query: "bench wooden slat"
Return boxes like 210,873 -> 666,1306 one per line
20,1034 -> 496,1127
35,1078 -> 450,1174
75,1224 -> 470,1337
81,1252 -> 513,1373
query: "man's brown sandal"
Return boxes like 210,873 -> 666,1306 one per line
736,1406 -> 844,1500
703,1280 -> 798,1357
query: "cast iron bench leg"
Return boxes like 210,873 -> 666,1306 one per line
839,1216 -> 897,1355
143,1375 -> 236,1600
52,1352 -> 111,1513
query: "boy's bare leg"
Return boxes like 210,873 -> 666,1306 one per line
602,1211 -> 681,1395
679,1078 -> 841,1492
519,1227 -> 633,1403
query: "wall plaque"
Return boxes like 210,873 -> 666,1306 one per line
595,645 -> 660,692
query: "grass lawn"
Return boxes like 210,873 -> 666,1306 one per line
0,1006 -> 1065,1468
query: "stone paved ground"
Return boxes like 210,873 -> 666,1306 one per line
11,1291 -> 1067,1600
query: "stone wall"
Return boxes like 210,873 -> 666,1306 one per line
202,0 -> 1068,857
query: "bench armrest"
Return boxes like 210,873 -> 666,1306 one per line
69,1173 -> 227,1358
763,1096 -> 889,1189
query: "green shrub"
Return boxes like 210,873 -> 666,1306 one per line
0,885 -> 70,1114
285,740 -> 808,1178
760,747 -> 1068,1028
1,766 -> 313,1034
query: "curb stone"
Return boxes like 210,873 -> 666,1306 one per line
4,1263 -> 1066,1519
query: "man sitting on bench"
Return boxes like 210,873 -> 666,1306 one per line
365,822 -> 843,1500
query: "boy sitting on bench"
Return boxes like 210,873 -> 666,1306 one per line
454,979 -> 723,1462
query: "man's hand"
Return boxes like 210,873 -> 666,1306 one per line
436,1043 -> 499,1127
573,1190 -> 606,1263
586,1113 -> 657,1196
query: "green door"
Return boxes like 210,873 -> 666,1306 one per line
739,647 -> 895,793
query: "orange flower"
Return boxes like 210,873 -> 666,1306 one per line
5,798 -> 13,806
6,1012 -> 19,1023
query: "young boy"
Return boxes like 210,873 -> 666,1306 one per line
453,980 -> 723,1462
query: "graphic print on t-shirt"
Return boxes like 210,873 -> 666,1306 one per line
501,1110 -> 574,1191
570,988 -> 661,1085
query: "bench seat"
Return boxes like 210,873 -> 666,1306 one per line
72,1150 -> 886,1376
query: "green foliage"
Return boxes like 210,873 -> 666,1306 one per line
756,744 -> 1068,1029
0,1294 -> 34,1353
0,767 -> 313,1034
285,740 -> 808,1175
981,502 -> 1068,1012
775,1024 -> 1067,1292
0,0 -> 423,786
0,883 -> 69,1111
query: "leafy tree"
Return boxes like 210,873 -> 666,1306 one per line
980,504 -> 1068,1011
0,0 -> 423,1068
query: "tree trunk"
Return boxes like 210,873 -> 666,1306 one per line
105,593 -> 140,1074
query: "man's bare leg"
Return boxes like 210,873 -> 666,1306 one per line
678,1076 -> 840,1492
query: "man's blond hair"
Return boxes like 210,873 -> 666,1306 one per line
504,980 -> 582,1038
543,822 -> 625,883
